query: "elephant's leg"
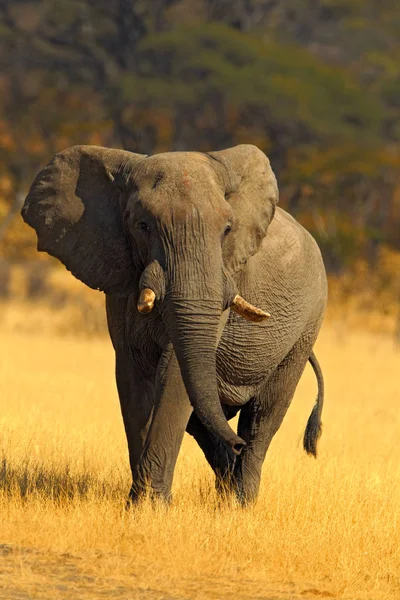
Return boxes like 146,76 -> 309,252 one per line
234,340 -> 311,504
115,350 -> 155,493
131,346 -> 192,503
106,295 -> 155,501
186,412 -> 236,495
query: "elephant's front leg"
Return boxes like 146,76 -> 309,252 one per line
186,411 -> 237,495
107,295 -> 156,492
115,349 -> 155,501
130,346 -> 192,503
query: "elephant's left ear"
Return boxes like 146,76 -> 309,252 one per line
208,145 -> 278,274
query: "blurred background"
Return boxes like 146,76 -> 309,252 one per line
0,0 -> 399,336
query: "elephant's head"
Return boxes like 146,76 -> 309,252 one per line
22,145 -> 278,455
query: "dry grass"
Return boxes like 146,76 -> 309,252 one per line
0,324 -> 399,599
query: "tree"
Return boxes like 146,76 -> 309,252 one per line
0,0 -> 399,270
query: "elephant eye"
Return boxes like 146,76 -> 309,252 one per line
223,224 -> 232,237
137,221 -> 150,234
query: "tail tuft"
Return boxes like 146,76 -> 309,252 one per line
303,351 -> 324,458
303,403 -> 322,457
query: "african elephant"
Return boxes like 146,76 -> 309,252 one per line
21,144 -> 327,504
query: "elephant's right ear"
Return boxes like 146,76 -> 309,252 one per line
21,145 -> 146,295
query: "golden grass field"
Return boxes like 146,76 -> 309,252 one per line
1,313 -> 400,599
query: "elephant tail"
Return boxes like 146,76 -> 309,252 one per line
303,351 -> 324,457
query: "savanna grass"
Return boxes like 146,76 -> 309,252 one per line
0,326 -> 399,599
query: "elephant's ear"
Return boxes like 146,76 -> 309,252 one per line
208,145 -> 278,274
21,145 -> 146,295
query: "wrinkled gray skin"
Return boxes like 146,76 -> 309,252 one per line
22,144 -> 327,504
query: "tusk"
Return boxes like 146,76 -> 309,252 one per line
137,288 -> 156,314
230,294 -> 270,323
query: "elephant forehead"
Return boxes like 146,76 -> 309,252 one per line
131,153 -> 229,222
132,152 -> 219,190
142,187 -> 228,226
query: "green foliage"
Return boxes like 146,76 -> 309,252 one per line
137,24 -> 382,140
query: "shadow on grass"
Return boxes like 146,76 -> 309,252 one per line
0,456 -> 128,503
0,454 -> 240,510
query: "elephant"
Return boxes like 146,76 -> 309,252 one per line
21,144 -> 327,504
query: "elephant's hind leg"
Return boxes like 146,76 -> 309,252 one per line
234,339 -> 312,503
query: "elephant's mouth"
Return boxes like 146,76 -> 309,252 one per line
137,287 -> 270,323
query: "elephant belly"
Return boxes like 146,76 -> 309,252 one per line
217,376 -> 255,406
216,319 -> 287,391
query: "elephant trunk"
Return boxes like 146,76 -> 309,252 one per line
161,296 -> 246,455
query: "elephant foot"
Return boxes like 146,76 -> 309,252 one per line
126,483 -> 172,509
214,464 -> 259,506
230,473 -> 259,506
